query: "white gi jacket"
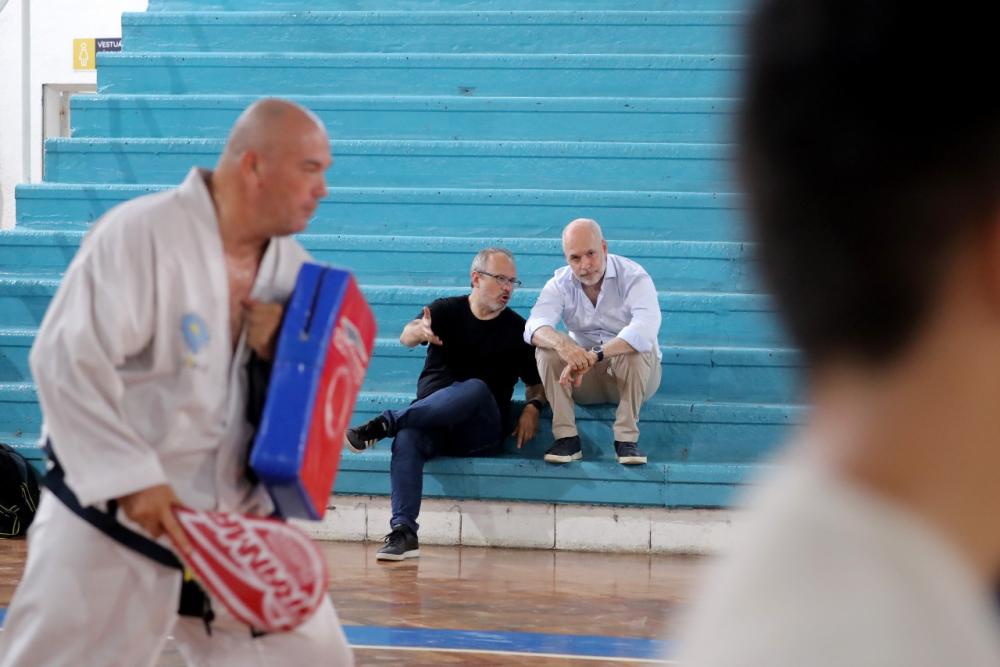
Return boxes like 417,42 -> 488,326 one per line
31,167 -> 309,512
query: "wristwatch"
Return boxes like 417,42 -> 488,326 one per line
591,345 -> 605,362
526,399 -> 545,412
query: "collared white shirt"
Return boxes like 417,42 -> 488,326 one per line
524,253 -> 661,358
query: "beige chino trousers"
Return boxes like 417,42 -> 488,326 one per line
536,347 -> 661,443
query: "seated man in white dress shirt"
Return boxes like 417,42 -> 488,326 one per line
524,218 -> 662,465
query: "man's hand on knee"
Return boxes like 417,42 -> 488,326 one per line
559,363 -> 588,388
118,484 -> 192,555
555,339 -> 592,374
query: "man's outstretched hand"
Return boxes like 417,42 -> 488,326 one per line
417,306 -> 444,346
559,363 -> 589,388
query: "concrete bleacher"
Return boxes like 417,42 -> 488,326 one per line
0,0 -> 800,519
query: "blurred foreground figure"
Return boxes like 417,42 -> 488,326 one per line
678,2 -> 1000,665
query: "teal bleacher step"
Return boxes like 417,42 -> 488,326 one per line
0,425 -> 763,508
1,384 -> 803,450
43,138 -> 734,191
361,286 -> 782,346
3,387 -> 803,465
121,10 -> 742,56
0,230 -> 760,292
15,184 -> 746,241
71,95 -> 736,143
336,447 -> 762,508
1,382 -> 799,467
0,328 -> 34,384
0,276 -> 782,346
0,230 -> 83,273
362,339 -> 801,403
0,382 -> 37,444
348,392 -> 802,464
0,324 -> 801,402
146,0 -> 748,12
96,53 -> 740,97
0,277 -> 59,330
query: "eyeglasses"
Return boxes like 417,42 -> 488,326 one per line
476,270 -> 523,288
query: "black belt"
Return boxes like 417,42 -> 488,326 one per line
43,442 -> 215,634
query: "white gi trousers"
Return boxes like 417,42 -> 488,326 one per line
0,491 -> 354,667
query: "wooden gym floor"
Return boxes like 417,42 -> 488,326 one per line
0,537 -> 707,665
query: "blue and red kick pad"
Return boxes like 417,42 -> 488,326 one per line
250,263 -> 376,520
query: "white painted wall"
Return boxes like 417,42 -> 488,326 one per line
0,0 -> 27,231
0,0 -> 148,229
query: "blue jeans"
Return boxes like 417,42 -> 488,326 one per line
383,379 -> 503,533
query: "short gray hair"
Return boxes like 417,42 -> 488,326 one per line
470,247 -> 514,274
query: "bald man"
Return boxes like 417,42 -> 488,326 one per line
525,219 -> 662,465
0,100 -> 354,666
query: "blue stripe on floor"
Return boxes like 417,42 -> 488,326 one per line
0,608 -> 670,659
343,625 -> 671,659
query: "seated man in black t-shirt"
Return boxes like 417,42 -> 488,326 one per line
344,247 -> 546,561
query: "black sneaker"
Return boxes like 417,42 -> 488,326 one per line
344,416 -> 389,453
376,525 -> 420,561
543,435 -> 583,464
614,441 -> 647,465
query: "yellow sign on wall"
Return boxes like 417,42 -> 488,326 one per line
73,38 -> 96,71
73,38 -> 121,71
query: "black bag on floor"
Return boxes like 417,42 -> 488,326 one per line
0,443 -> 42,538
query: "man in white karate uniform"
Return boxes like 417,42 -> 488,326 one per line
0,99 -> 354,666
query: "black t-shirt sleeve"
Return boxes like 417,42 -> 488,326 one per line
518,340 -> 542,386
508,311 -> 541,386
